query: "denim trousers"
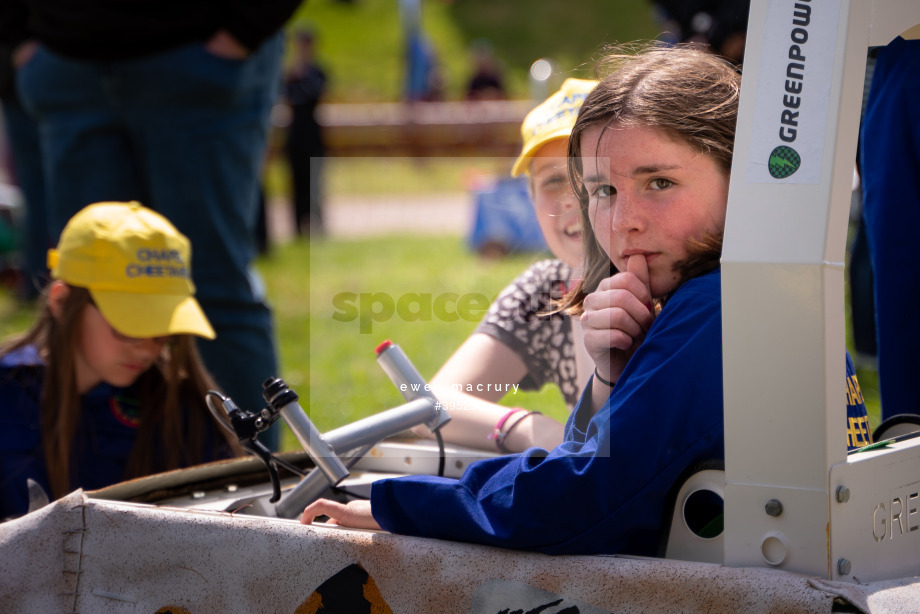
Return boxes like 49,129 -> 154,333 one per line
860,36 -> 920,421
18,35 -> 284,447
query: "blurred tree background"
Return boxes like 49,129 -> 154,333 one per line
285,0 -> 661,102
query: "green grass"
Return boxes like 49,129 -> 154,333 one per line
285,0 -> 661,102
258,234 -> 570,445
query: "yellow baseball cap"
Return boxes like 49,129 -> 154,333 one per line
511,78 -> 598,177
47,201 -> 215,340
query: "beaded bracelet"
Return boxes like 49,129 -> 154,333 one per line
495,410 -> 543,453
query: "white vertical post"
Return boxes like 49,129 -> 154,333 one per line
720,0 -> 912,577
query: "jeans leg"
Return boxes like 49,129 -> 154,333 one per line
15,46 -> 145,237
115,37 -> 284,448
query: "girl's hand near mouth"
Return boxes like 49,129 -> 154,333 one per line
581,255 -> 655,411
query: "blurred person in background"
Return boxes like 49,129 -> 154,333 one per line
283,27 -> 328,237
0,0 -> 303,449
650,0 -> 750,64
400,0 -> 444,103
465,40 -> 507,101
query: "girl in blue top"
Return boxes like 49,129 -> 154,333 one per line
0,201 -> 240,520
300,44 -> 868,555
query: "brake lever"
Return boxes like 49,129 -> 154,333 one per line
206,390 -> 283,502
240,438 -> 282,503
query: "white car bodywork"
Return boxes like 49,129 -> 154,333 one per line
1,1 -> 919,611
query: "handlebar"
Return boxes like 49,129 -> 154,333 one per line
207,341 -> 449,517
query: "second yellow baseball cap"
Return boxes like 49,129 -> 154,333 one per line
511,78 -> 598,177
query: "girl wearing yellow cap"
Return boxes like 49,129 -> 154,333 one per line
419,79 -> 598,454
0,202 -> 241,520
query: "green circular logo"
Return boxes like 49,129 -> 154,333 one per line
768,145 -> 801,179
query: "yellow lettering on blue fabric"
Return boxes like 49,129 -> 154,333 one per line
847,374 -> 865,404
847,415 -> 872,448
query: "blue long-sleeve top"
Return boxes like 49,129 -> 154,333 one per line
0,345 -> 233,519
371,269 -> 725,556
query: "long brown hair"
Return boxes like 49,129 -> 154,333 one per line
562,42 -> 740,313
0,285 -> 241,499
